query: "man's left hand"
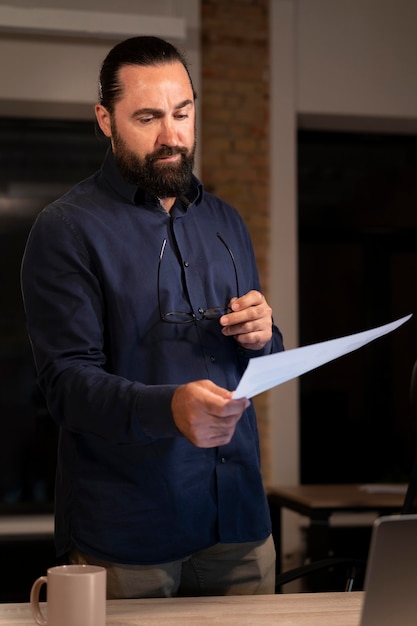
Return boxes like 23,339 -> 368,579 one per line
219,290 -> 273,351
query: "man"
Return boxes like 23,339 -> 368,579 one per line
21,36 -> 284,598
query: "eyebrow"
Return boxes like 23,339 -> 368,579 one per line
131,99 -> 194,119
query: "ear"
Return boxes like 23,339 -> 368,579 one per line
95,104 -> 112,138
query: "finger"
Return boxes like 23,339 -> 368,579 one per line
196,379 -> 234,401
221,315 -> 265,338
220,299 -> 271,329
214,397 -> 250,417
229,290 -> 263,311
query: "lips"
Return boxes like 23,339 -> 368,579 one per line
152,147 -> 186,161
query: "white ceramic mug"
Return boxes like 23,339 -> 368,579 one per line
30,564 -> 106,626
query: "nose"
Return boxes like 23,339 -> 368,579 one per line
157,119 -> 178,146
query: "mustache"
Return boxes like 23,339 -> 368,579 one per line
149,146 -> 188,160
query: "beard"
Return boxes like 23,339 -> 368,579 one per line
111,124 -> 195,199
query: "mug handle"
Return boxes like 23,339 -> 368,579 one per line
30,576 -> 48,626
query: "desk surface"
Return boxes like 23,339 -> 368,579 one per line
267,483 -> 406,513
0,592 -> 363,625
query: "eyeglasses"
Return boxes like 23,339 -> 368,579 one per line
158,232 -> 240,324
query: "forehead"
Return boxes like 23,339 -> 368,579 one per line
116,62 -> 194,107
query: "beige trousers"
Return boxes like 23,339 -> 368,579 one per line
70,534 -> 276,599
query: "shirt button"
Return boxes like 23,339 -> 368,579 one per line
221,457 -> 227,464
184,261 -> 189,267
198,307 -> 204,314
210,355 -> 216,363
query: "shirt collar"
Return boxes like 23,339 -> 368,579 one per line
100,147 -> 203,209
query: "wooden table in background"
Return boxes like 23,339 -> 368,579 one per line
267,483 -> 406,572
0,592 -> 364,625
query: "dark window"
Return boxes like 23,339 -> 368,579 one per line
298,129 -> 417,484
0,117 -> 108,514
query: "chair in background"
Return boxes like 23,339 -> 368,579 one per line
401,359 -> 417,515
274,555 -> 365,592
402,455 -> 417,515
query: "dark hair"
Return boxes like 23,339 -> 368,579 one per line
98,35 -> 196,112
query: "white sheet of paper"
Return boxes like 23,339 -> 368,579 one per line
233,314 -> 412,399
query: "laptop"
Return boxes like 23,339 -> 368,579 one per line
359,514 -> 417,626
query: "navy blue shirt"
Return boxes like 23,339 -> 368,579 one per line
21,149 -> 284,564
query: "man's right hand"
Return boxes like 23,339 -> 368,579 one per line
171,380 -> 250,448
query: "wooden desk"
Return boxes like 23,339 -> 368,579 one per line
268,484 -> 405,573
0,592 -> 363,625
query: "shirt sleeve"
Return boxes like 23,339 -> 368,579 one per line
21,206 -> 181,445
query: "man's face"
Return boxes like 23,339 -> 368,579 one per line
95,62 -> 196,199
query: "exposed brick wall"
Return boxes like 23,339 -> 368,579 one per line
201,0 -> 272,481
